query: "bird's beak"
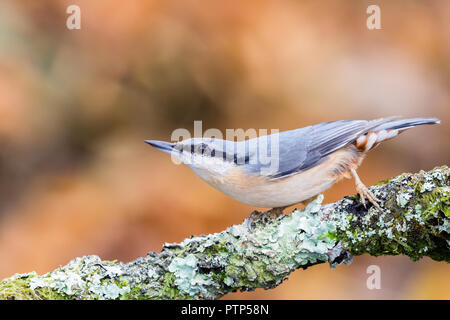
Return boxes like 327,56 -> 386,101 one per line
145,140 -> 176,154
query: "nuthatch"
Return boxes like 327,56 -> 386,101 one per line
146,117 -> 439,214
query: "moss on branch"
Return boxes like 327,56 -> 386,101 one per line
0,166 -> 448,300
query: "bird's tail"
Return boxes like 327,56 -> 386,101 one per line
372,117 -> 440,132
356,117 -> 440,152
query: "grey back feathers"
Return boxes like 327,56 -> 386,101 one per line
242,118 -> 393,179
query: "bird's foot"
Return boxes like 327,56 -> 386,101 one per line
246,207 -> 286,229
266,206 -> 287,218
351,168 -> 385,213
246,210 -> 267,229
248,210 -> 264,221
354,181 -> 384,213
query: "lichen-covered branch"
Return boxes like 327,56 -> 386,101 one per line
0,166 -> 448,300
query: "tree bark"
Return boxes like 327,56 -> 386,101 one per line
0,166 -> 448,300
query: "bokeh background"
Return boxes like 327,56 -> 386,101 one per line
0,0 -> 449,299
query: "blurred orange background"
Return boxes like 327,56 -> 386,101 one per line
0,0 -> 449,299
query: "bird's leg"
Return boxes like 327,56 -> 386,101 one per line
249,210 -> 263,220
350,168 -> 384,213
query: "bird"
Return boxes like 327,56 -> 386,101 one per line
145,117 -> 439,216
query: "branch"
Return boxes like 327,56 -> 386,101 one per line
1,166 -> 448,300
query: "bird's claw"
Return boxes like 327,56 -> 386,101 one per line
355,181 -> 384,213
246,210 -> 267,229
266,207 -> 286,218
246,207 -> 285,230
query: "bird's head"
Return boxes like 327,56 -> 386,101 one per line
145,138 -> 238,173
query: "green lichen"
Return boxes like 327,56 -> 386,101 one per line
167,254 -> 214,296
121,194 -> 344,299
213,194 -> 341,293
0,256 -> 134,300
331,166 -> 449,262
0,273 -> 69,300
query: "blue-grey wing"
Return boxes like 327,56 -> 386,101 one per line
242,118 -> 395,180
